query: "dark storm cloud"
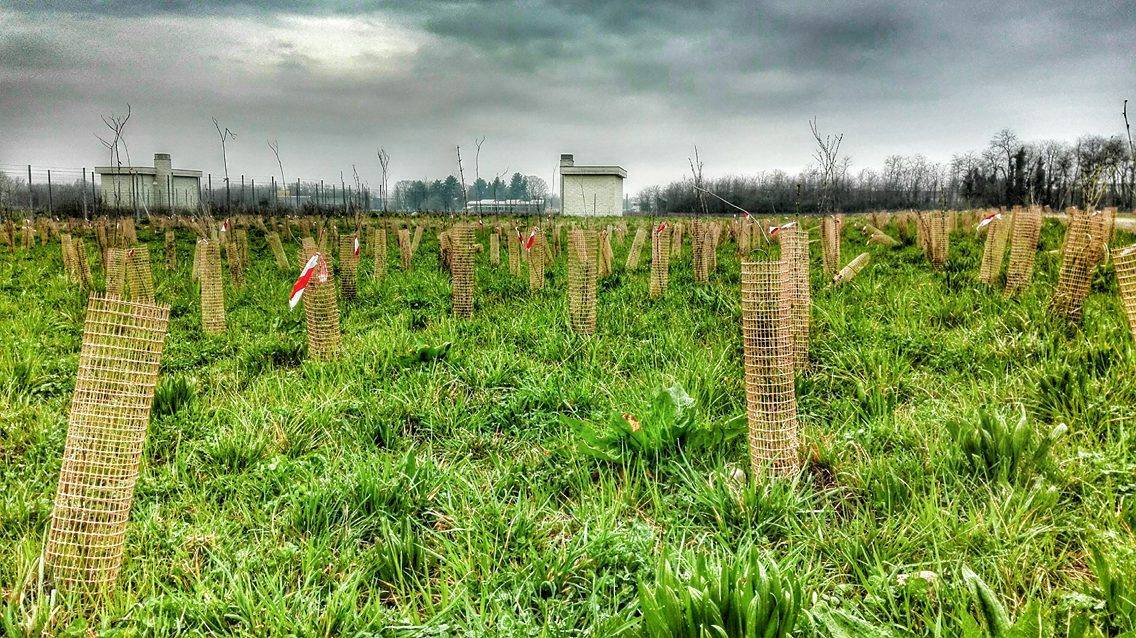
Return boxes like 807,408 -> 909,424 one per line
2,1 -> 1134,190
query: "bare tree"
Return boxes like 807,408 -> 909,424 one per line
688,145 -> 707,216
810,116 -> 845,213
456,145 -> 468,214
474,136 -> 486,216
267,139 -> 286,209
212,117 -> 236,211
95,103 -> 132,211
377,147 -> 391,213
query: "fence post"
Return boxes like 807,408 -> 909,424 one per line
27,165 -> 33,209
47,170 -> 53,214
271,176 -> 276,211
82,168 -> 88,219
296,178 -> 300,209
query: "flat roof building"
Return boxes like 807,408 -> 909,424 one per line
559,153 -> 625,216
95,153 -> 202,211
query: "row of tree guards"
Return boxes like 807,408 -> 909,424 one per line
8,204 -> 1135,599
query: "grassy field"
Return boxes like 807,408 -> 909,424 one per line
2,216 -> 1136,636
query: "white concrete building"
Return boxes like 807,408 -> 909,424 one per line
96,153 -> 202,211
559,153 -> 625,216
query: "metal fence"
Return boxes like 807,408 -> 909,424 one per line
0,164 -> 377,215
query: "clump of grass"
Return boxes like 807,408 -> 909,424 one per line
152,374 -> 197,417
950,406 -> 1065,485
638,549 -> 803,637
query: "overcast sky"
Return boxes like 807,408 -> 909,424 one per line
2,1 -> 1133,194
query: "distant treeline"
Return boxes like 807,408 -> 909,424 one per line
637,130 -> 1135,214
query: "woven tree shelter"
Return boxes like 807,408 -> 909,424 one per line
978,213 -> 1012,286
338,235 -> 358,301
398,228 -> 413,270
671,222 -> 684,259
75,235 -> 93,289
598,229 -> 614,278
691,221 -> 709,283
105,248 -> 126,297
740,260 -> 800,478
198,239 -> 227,335
372,228 -> 388,279
267,232 -> 290,269
649,224 -> 671,298
303,253 -> 341,361
224,236 -> 245,289
450,224 -> 475,318
124,247 -> 155,303
61,233 -> 78,282
625,226 -> 648,271
1050,209 -> 1105,323
832,252 -> 870,286
527,233 -> 546,292
820,215 -> 842,276
567,229 -> 598,334
410,225 -> 424,253
164,230 -> 177,270
44,295 -> 170,595
1115,243 -> 1136,341
299,237 -> 318,267
778,224 -> 810,373
489,232 -> 501,266
1004,206 -> 1043,297
508,230 -> 522,276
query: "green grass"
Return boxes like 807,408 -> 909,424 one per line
1,216 -> 1135,636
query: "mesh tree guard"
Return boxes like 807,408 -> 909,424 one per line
978,214 -> 1011,286
489,232 -> 500,266
567,229 -> 598,334
303,254 -> 341,361
105,248 -> 126,297
650,224 -> 671,298
164,230 -> 176,270
372,228 -> 387,279
338,235 -> 358,301
593,229 -> 610,278
199,240 -> 227,335
820,215 -> 842,276
74,237 -> 93,290
778,224 -> 810,373
299,237 -> 318,267
44,295 -> 169,595
671,222 -> 684,259
625,227 -> 648,271
191,239 -> 203,282
1116,244 -> 1136,341
691,221 -> 710,283
125,247 -> 155,303
1004,206 -> 1043,297
1050,209 -> 1104,323
61,234 -> 77,282
410,225 -> 424,253
740,261 -> 800,478
917,211 -> 949,268
398,228 -> 413,270
450,225 -> 475,318
267,232 -> 290,269
832,252 -> 870,286
527,233 -> 546,292
224,237 -> 245,289
508,230 -> 522,276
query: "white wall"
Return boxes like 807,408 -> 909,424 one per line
98,173 -> 200,210
561,174 -> 623,216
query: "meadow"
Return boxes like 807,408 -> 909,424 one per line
2,214 -> 1136,636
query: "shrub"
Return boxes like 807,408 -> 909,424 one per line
564,385 -> 742,462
